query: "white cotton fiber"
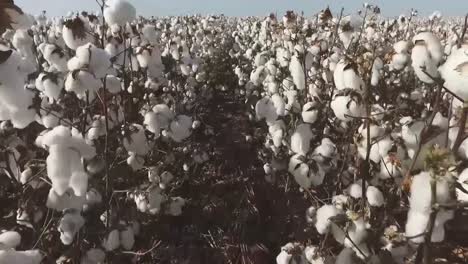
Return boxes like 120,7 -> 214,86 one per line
104,0 -> 136,26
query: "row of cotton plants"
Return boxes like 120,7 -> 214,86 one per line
0,0 -> 239,262
230,5 -> 468,264
2,0 -> 468,263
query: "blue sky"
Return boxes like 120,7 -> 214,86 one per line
15,0 -> 468,17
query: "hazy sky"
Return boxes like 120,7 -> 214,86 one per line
15,0 -> 468,17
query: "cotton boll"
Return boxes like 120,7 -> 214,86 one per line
103,229 -> 120,251
104,0 -> 136,26
148,188 -> 166,214
269,120 -> 285,147
411,33 -> 442,83
62,17 -> 93,50
167,197 -> 186,216
41,43 -> 68,72
127,153 -> 145,171
348,183 -> 362,199
333,60 -> 346,90
276,250 -> 292,264
394,40 -> 409,54
406,210 -> 430,243
331,94 -> 364,122
288,154 -> 311,189
0,250 -> 43,264
302,101 -> 319,124
47,145 -> 73,195
304,245 -> 325,264
457,168 -> 468,202
65,70 -> 101,99
123,124 -> 149,155
291,124 -> 313,155
366,186 -> 384,207
378,155 -> 402,179
406,171 -> 454,243
289,55 -> 305,90
256,96 -> 278,124
169,115 -> 192,142
12,29 -> 34,59
413,32 -> 444,64
392,53 -> 409,70
120,226 -> 135,250
315,204 -> 341,235
46,189 -> 86,211
271,94 -> 286,116
371,58 -> 383,86
439,46 -> 468,101
81,248 -> 105,264
0,231 -> 21,249
58,210 -> 85,245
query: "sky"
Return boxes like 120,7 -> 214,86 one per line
15,0 -> 468,18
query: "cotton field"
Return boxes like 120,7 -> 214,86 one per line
1,0 -> 468,263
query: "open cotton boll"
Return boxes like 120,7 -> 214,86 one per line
394,40 -> 410,54
378,155 -> 402,180
103,229 -> 120,251
348,182 -> 363,199
127,152 -> 145,171
334,60 -> 365,91
439,46 -> 468,101
256,96 -> 278,124
413,32 -> 444,64
62,17 -> 94,50
42,126 -> 95,196
331,94 -> 364,122
0,250 -> 43,264
291,124 -> 313,155
148,187 -> 166,214
304,245 -> 325,264
358,136 -> 393,163
104,75 -> 121,94
366,186 -> 384,207
46,189 -> 86,211
65,70 -> 101,100
288,154 -> 311,189
120,226 -> 135,250
167,197 -> 186,216
70,44 -> 112,78
457,169 -> 468,202
371,58 -> 383,86
12,29 -> 34,59
400,118 -> 424,148
315,204 -> 342,235
169,115 -> 192,142
104,0 -> 136,26
41,43 -> 68,72
411,33 -> 442,83
81,248 -> 105,264
302,101 -> 319,124
0,231 -> 21,249
268,120 -> 285,147
406,171 -> 454,243
123,124 -> 149,155
314,138 -> 336,159
289,55 -> 305,90
271,94 -> 286,116
392,52 -> 409,71
58,210 -> 84,245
